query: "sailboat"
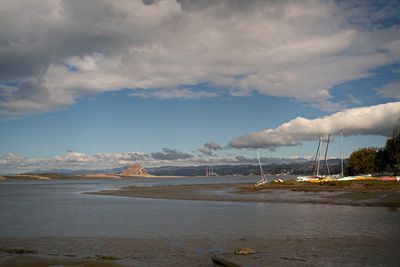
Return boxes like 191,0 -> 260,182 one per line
336,130 -> 357,180
255,149 -> 268,186
298,130 -> 359,182
330,130 -> 363,181
297,134 -> 333,182
205,159 -> 217,177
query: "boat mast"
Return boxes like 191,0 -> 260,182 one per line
316,137 -> 322,177
256,149 -> 265,182
323,134 -> 331,176
340,130 -> 344,178
313,138 -> 322,176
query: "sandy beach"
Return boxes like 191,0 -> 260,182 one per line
1,235 -> 399,267
90,182 -> 400,207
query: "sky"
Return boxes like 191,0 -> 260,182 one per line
0,0 -> 400,174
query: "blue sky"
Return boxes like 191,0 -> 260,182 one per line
0,90 -> 320,156
0,0 -> 399,173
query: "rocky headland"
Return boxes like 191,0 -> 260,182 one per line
119,164 -> 153,177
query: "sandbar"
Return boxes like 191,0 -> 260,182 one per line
90,182 -> 400,207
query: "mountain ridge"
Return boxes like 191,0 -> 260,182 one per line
24,159 -> 344,177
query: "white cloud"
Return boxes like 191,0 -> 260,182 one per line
0,0 -> 400,117
229,102 -> 400,149
0,151 -> 150,174
0,150 -> 193,174
376,81 -> 400,99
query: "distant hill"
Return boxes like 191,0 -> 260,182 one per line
147,159 -> 343,176
26,158 -> 345,177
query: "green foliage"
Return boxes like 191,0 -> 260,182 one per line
376,121 -> 400,174
346,120 -> 400,175
346,147 -> 379,175
384,126 -> 400,174
376,148 -> 389,171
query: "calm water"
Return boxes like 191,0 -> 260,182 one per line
0,177 -> 399,240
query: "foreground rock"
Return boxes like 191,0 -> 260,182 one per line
211,256 -> 241,267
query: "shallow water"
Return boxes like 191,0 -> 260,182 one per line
0,177 -> 399,240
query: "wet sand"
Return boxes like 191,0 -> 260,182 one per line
1,235 -> 399,266
90,182 -> 400,207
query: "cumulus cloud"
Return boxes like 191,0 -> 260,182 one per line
0,149 -> 193,174
198,141 -> 222,156
0,150 -> 207,174
0,149 -> 202,174
52,150 -> 151,166
1,0 -> 400,117
229,102 -> 400,149
0,151 -> 151,174
151,148 -> 194,160
376,81 -> 400,99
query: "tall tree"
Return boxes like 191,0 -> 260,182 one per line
383,121 -> 400,174
346,148 -> 379,175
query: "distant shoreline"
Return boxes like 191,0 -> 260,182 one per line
0,174 -> 186,180
0,173 -> 256,180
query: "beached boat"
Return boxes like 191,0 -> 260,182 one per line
205,159 -> 217,177
336,176 -> 357,181
255,149 -> 268,186
297,135 -> 331,182
297,131 -> 348,183
381,176 -> 400,181
297,176 -> 317,182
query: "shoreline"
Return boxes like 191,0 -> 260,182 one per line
0,174 -> 186,180
90,182 -> 400,207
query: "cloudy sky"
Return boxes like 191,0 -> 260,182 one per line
0,0 -> 400,173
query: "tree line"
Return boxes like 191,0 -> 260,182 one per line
346,122 -> 400,175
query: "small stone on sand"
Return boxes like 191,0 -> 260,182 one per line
234,248 -> 255,255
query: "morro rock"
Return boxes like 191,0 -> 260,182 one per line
120,164 -> 150,177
